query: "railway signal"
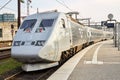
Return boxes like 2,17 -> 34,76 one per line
11,24 -> 14,40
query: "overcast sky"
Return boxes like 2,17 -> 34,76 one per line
0,0 -> 120,22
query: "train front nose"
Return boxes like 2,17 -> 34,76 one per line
11,40 -> 45,63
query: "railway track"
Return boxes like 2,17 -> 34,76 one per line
0,47 -> 64,80
3,66 -> 59,80
0,41 -> 96,80
0,48 -> 11,60
0,43 -> 88,80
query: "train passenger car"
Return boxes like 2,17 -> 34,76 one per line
85,27 -> 103,44
103,31 -> 113,40
11,11 -> 113,71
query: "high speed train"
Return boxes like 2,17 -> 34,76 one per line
11,11 -> 113,71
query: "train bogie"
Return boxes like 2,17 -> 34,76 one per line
22,62 -> 59,71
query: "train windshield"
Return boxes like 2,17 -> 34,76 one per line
20,19 -> 37,32
35,19 -> 54,32
39,19 -> 54,27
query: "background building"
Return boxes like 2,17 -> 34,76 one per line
0,14 -> 3,22
0,21 -> 18,41
0,13 -> 17,41
0,13 -> 15,22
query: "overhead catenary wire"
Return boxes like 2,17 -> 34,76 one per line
0,0 -> 12,11
0,0 -> 27,15
0,5 -> 16,12
55,0 -> 84,22
55,0 -> 73,11
0,5 -> 27,15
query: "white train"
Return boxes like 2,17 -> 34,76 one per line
11,11 -> 113,71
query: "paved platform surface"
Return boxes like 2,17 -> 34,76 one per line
47,40 -> 120,80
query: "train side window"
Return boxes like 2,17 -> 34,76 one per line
87,32 -> 89,36
61,19 -> 65,28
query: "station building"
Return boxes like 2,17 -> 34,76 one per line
0,13 -> 18,41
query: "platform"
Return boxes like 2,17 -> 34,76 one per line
47,40 -> 120,80
0,47 -> 11,51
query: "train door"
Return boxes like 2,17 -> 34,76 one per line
58,18 -> 70,52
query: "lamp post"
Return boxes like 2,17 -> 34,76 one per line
107,13 -> 117,47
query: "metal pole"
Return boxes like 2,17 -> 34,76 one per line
118,38 -> 120,51
118,23 -> 120,50
114,22 -> 117,47
27,0 -> 29,15
18,0 -> 21,29
88,19 -> 90,27
37,8 -> 39,13
11,24 -> 14,40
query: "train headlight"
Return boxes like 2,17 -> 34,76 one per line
13,41 -> 21,46
35,40 -> 45,46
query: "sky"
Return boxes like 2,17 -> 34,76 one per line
0,0 -> 120,22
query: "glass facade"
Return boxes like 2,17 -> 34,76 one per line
0,15 -> 3,22
0,14 -> 15,22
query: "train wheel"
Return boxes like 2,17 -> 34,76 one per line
82,44 -> 85,49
